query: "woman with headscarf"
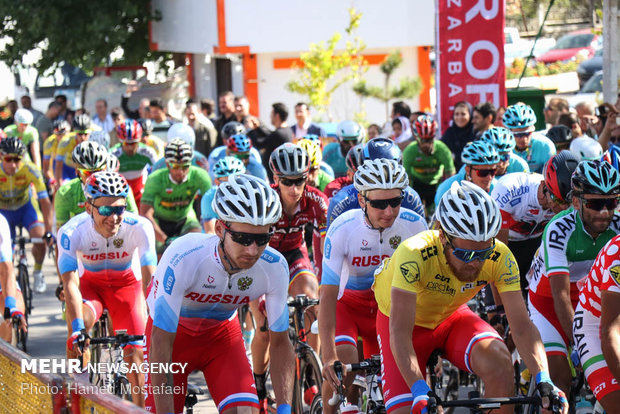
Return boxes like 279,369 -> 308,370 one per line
440,101 -> 475,171
392,116 -> 413,150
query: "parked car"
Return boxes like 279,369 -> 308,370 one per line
504,27 -> 555,65
536,28 -> 601,64
559,70 -> 603,108
577,48 -> 603,89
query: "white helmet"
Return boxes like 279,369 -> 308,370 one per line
436,181 -> 501,242
14,109 -> 33,125
107,153 -> 120,172
89,130 -> 110,149
570,137 -> 603,162
337,120 -> 363,143
72,141 -> 108,170
212,174 -> 282,226
167,123 -> 196,148
354,159 -> 408,193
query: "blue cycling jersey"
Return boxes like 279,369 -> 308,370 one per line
512,133 -> 556,174
207,146 -> 266,181
322,142 -> 347,178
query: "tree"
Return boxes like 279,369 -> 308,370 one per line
0,0 -> 166,73
352,51 -> 422,122
286,8 -> 368,121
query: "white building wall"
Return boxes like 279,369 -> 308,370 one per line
192,54 -> 217,101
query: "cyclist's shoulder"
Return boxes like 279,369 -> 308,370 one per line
492,172 -> 540,195
136,144 -> 158,160
396,207 -> 425,225
257,247 -> 288,274
328,209 -> 362,232
531,134 -> 555,150
303,184 -> 329,203
543,207 -> 578,235
57,134 -> 75,148
57,178 -> 81,195
121,211 -> 152,228
60,212 -> 90,235
20,161 -> 43,178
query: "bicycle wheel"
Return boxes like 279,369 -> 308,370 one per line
10,319 -> 27,352
17,264 -> 32,315
292,348 -> 323,414
114,376 -> 133,402
309,393 -> 322,414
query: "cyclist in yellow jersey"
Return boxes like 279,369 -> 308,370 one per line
0,137 -> 54,294
372,181 -> 568,414
139,119 -> 165,158
43,120 -> 71,194
55,114 -> 99,184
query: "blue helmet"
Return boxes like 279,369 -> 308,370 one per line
303,134 -> 321,144
461,141 -> 500,165
84,171 -> 129,200
602,144 -> 620,172
362,137 -> 402,164
213,156 -> 246,178
227,134 -> 252,153
481,127 -> 515,153
502,104 -> 537,129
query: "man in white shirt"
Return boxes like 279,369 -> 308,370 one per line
291,102 -> 325,139
92,99 -> 115,133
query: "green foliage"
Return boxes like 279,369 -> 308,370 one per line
0,0 -> 167,73
353,51 -> 422,121
286,8 -> 367,121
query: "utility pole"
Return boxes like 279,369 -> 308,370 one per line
603,0 -> 619,103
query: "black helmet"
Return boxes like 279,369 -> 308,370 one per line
139,118 -> 153,136
73,114 -> 91,131
543,150 -> 580,203
546,125 -> 571,144
0,136 -> 26,156
345,143 -> 365,172
221,122 -> 246,141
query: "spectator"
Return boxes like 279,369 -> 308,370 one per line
546,125 -> 573,152
185,101 -> 218,155
7,100 -> 18,120
291,102 -> 325,139
543,97 -> 569,127
54,94 -> 75,125
392,116 -> 413,150
392,101 -> 412,120
35,101 -> 62,141
575,101 -> 596,137
472,101 -> 496,138
440,101 -> 474,171
557,112 -> 583,138
495,106 -> 507,127
20,95 -> 44,125
596,103 -> 620,150
263,103 -> 293,181
234,95 -> 251,124
149,98 -> 171,140
109,107 -> 125,147
214,91 -> 237,141
244,115 -> 271,150
121,81 -> 150,120
92,99 -> 115,133
367,124 -> 381,140
200,98 -> 216,121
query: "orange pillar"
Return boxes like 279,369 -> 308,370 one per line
417,46 -> 432,113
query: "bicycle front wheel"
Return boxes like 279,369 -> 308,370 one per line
292,347 -> 323,414
115,376 -> 133,402
17,264 -> 32,315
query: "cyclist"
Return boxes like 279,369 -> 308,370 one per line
573,234 -> 620,411
42,120 -> 71,193
601,144 -> 620,172
208,133 -> 267,181
111,119 -> 158,208
323,120 -> 364,178
403,114 -> 455,214
55,141 -> 138,229
434,140 -> 499,206
58,171 -> 156,406
55,114 -> 93,183
140,138 -> 211,256
324,144 -> 363,199
3,108 -> 41,169
528,160 -> 620,395
327,138 -> 425,227
570,136 -> 603,162
145,174 -> 294,414
481,126 -> 530,175
0,212 -> 27,342
88,129 -> 110,150
503,103 -> 556,174
0,137 -> 53,293
299,134 -> 335,176
373,181 -> 568,414
546,125 -> 572,152
139,118 -> 165,158
200,156 -> 246,234
492,151 -> 578,292
297,138 -> 333,191
151,123 -> 210,172
320,159 -> 427,413
250,143 -> 328,410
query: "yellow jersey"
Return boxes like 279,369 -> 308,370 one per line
373,230 -> 520,329
43,133 -> 62,162
55,132 -> 80,169
0,160 -> 48,210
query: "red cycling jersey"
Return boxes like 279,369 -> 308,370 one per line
269,184 -> 328,253
324,176 -> 352,199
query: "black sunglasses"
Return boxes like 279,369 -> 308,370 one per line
580,197 -> 620,212
223,223 -> 273,246
364,195 -> 404,210
279,176 -> 307,187
472,168 -> 497,178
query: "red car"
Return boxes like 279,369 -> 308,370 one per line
536,28 -> 601,64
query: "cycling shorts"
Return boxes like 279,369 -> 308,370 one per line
126,176 -> 146,207
155,217 -> 201,254
376,306 -> 503,413
80,272 -> 145,345
335,289 -> 379,358
0,200 -> 43,240
61,163 -> 77,182
573,306 -> 620,400
144,315 -> 259,413
529,291 -> 574,356
283,246 -> 316,286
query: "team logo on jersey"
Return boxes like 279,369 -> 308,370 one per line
113,238 -> 123,248
78,202 -> 85,208
208,275 -> 215,284
362,240 -> 368,247
238,276 -> 253,291
610,265 -> 620,285
165,188 -> 173,194
400,261 -> 420,284
389,236 -> 401,249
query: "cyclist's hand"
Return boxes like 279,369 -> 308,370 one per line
67,329 -> 90,356
411,395 -> 429,414
55,283 -> 65,301
11,312 -> 28,332
410,379 -> 433,414
258,297 -> 267,317
535,372 -> 568,414
43,232 -> 55,247
321,359 -> 345,390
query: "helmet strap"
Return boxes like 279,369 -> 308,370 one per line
361,199 -> 386,242
219,234 -> 242,274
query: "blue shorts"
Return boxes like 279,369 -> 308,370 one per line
0,201 -> 43,239
62,164 -> 77,181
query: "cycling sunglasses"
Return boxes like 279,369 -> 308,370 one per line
170,162 -> 191,170
78,167 -> 105,179
446,235 -> 495,263
365,195 -> 404,210
471,168 -> 497,178
3,156 -> 22,163
543,184 -> 569,206
579,197 -> 620,212
499,153 -> 511,162
223,223 -> 273,246
279,176 -> 307,187
234,152 -> 250,160
75,131 -> 89,136
89,202 -> 126,217
513,132 -> 532,138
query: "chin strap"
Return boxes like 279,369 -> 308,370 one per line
219,237 -> 242,276
362,204 -> 385,244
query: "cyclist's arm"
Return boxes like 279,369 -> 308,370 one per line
269,329 -> 294,406
0,261 -> 17,309
549,273 -> 574,345
318,284 -> 340,387
601,290 -> 620,382
139,203 -> 167,243
29,140 -> 41,169
500,289 -> 548,377
54,159 -> 64,183
136,218 -> 158,295
38,197 -> 54,234
150,325 -> 176,413
61,270 -> 84,334
390,287 -> 425,386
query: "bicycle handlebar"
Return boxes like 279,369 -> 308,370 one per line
427,394 -> 556,414
287,295 -> 319,309
89,333 -> 144,346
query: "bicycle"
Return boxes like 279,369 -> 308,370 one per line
327,355 -> 385,414
184,383 -> 205,414
287,294 -> 322,414
9,314 -> 27,352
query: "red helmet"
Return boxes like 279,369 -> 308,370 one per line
117,119 -> 143,143
543,150 -> 579,203
413,115 -> 437,140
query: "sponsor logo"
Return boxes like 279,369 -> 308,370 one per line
91,242 -> 97,248
389,235 -> 401,249
435,274 -> 450,283
362,240 -> 368,247
425,281 -> 456,296
610,265 -> 620,285
509,197 -> 521,207
351,255 -> 390,267
123,217 -> 138,225
547,214 -> 577,250
83,251 -> 130,260
494,185 -> 530,208
61,234 -> 71,250
165,188 -> 173,194
237,276 -> 253,291
260,250 -> 279,263
163,267 -> 176,294
461,280 -> 487,292
184,292 -> 250,304
400,261 -> 420,284
324,239 -> 332,259
208,275 -> 215,284
113,238 -> 123,248
421,246 -> 438,261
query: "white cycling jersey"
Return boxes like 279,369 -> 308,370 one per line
0,214 -> 12,263
321,208 -> 427,298
147,234 -> 290,334
57,211 -> 157,280
491,172 -> 554,242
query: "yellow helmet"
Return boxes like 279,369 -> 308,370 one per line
297,139 -> 322,168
